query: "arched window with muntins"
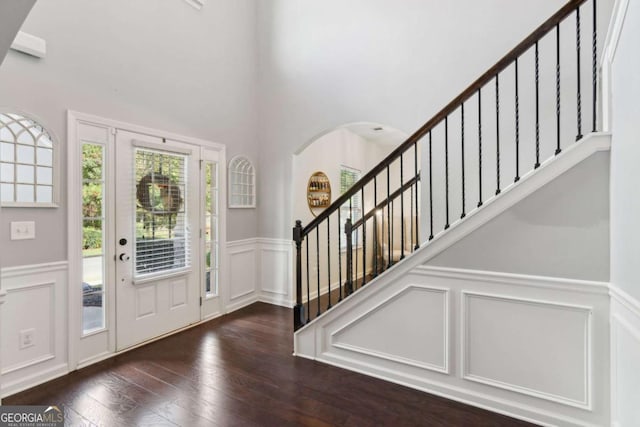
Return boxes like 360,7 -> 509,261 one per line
228,155 -> 255,208
0,113 -> 56,206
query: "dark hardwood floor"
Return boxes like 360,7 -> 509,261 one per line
5,303 -> 536,426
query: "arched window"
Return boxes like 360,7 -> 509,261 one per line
228,155 -> 255,208
0,113 -> 56,206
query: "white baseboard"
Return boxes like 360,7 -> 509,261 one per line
1,363 -> 68,398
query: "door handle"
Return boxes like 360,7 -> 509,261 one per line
119,253 -> 130,262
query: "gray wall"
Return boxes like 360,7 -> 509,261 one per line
0,0 -> 36,66
429,152 -> 610,282
0,0 -> 259,267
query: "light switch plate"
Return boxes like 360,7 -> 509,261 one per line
11,221 -> 35,240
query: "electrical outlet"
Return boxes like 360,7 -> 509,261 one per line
19,328 -> 35,349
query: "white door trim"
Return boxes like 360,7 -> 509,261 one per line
67,110 -> 227,370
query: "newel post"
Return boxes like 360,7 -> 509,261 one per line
293,220 -> 306,331
345,218 -> 354,296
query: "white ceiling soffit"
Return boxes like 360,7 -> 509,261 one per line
184,0 -> 204,10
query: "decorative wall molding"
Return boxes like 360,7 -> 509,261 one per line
1,262 -> 68,398
226,238 -> 294,313
1,261 -> 68,279
332,284 -> 449,374
461,291 -> 592,409
610,284 -> 640,319
415,265 -> 610,295
296,265 -> 609,427
610,283 -> 640,427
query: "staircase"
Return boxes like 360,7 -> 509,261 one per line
292,1 -> 610,426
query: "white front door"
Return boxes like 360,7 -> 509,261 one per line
114,130 -> 200,350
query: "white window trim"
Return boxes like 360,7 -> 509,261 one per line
0,109 -> 60,208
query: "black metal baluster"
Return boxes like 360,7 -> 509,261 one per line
515,58 -> 520,182
576,6 -> 583,140
345,218 -> 353,295
326,217 -> 331,310
592,0 -> 597,132
400,153 -> 406,258
478,89 -> 483,207
461,103 -> 466,219
414,141 -> 420,249
535,41 -> 541,169
362,187 -> 367,284
387,165 -> 392,264
410,178 -> 414,251
373,176 -> 378,276
444,117 -> 450,229
305,238 -> 310,323
355,226 -> 359,289
428,131 -> 434,240
556,24 -> 562,155
495,73 -> 501,195
293,220 -> 305,330
350,195 -> 353,286
316,227 -> 320,317
338,209 -> 342,301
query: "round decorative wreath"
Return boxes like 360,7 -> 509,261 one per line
136,173 -> 183,215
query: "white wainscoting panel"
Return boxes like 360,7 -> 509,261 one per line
332,285 -> 448,373
462,292 -> 591,408
610,285 -> 640,427
227,239 -> 259,312
296,265 -> 610,427
258,238 -> 293,307
1,262 -> 69,398
226,238 -> 294,313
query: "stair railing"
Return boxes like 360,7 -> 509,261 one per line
293,0 -> 598,331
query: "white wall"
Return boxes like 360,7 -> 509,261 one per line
0,0 -> 259,267
609,0 -> 640,424
610,0 -> 640,304
257,0 -> 573,240
429,152 -> 610,281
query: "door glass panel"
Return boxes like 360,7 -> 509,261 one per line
82,143 -> 105,334
135,149 -> 189,276
205,161 -> 219,297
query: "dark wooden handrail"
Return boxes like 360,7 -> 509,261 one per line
302,0 -> 587,237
